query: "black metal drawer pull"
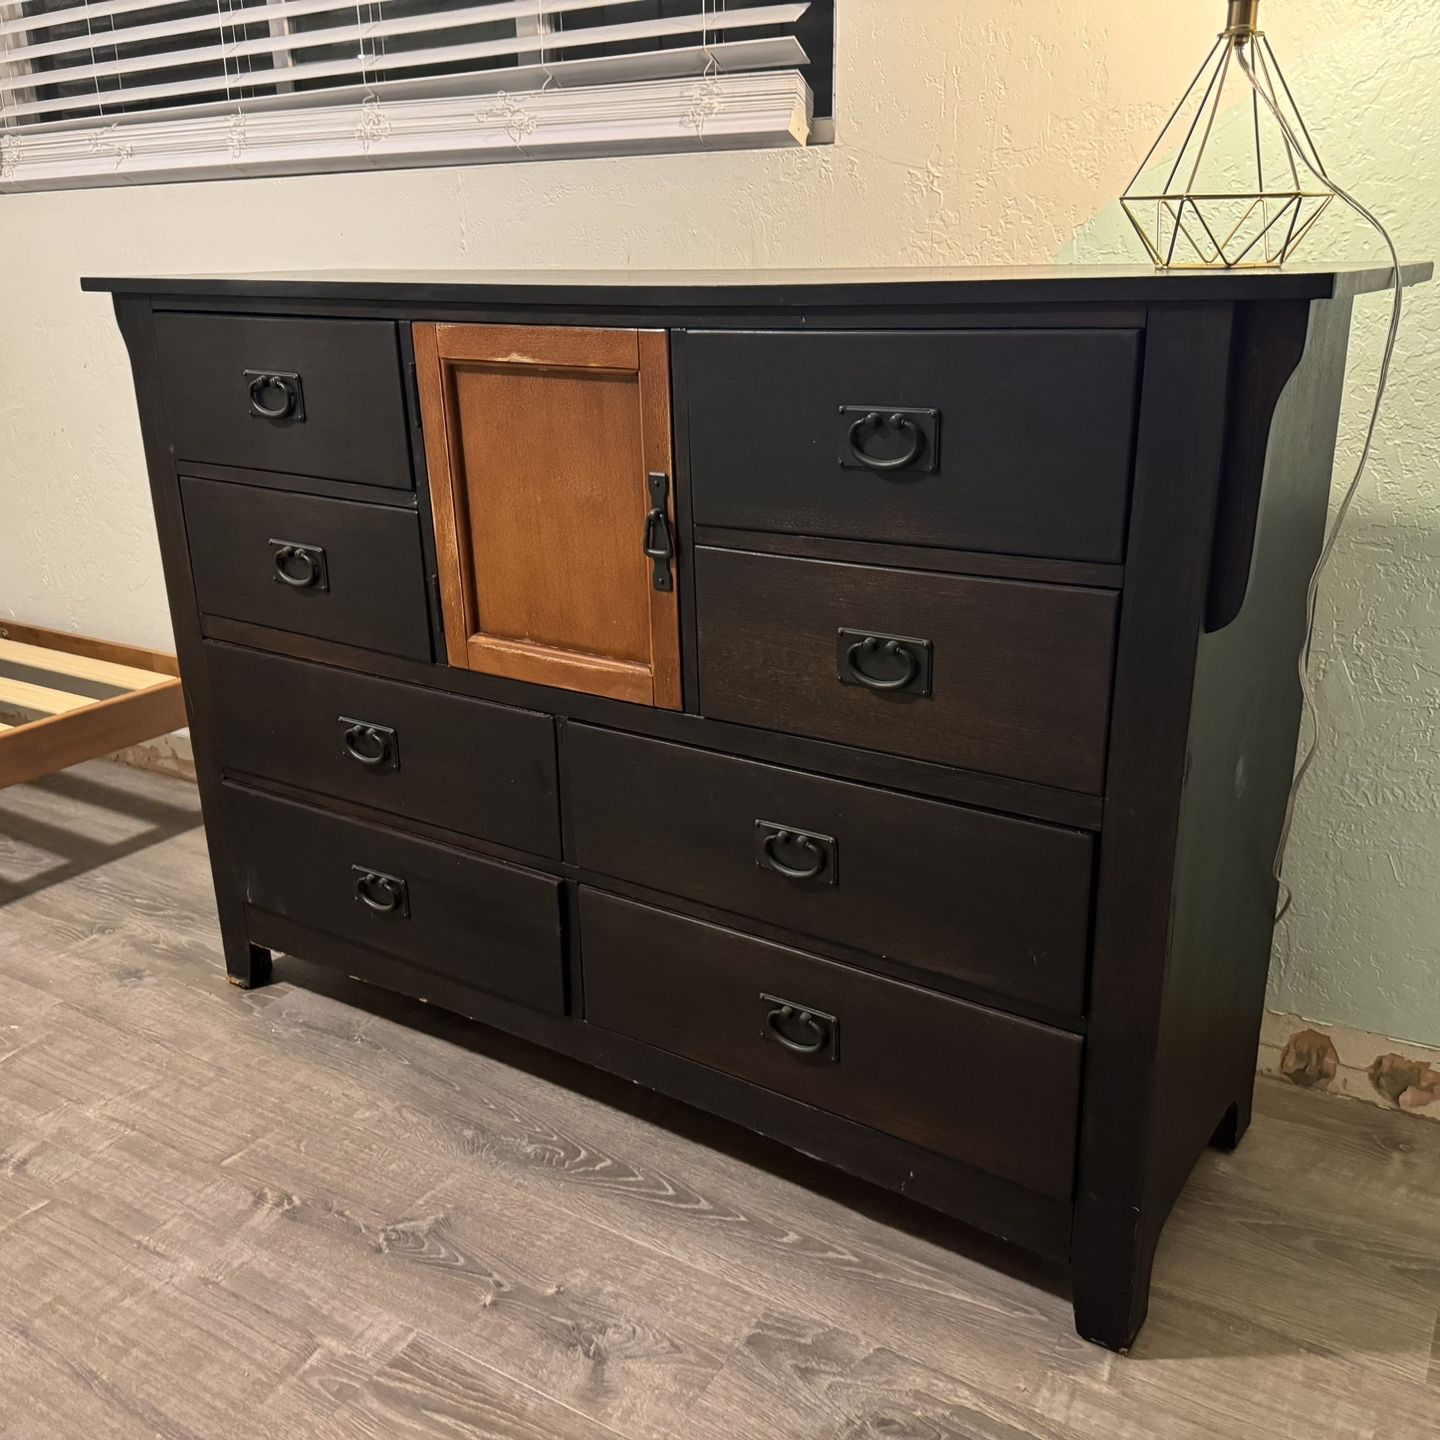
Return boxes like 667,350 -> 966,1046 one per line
846,636 -> 917,690
643,472 -> 674,592
245,369 -> 304,421
353,866 -> 409,917
754,821 -> 837,885
273,547 -> 318,587
761,831 -> 824,880
836,629 -> 933,698
270,540 -> 328,590
339,718 -> 398,770
846,411 -> 922,470
760,993 -> 839,1060
836,405 -> 940,475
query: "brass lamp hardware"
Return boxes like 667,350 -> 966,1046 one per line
1121,0 -> 1333,269
1223,1 -> 1260,36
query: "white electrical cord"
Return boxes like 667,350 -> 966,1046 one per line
1234,42 -> 1405,923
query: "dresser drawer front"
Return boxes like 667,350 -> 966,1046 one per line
581,890 -> 1081,1198
154,313 -> 412,489
568,725 -> 1092,1013
696,548 -> 1117,793
687,329 -> 1139,563
209,646 -> 560,858
225,785 -> 565,1013
182,476 -> 432,660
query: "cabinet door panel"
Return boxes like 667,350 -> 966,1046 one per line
415,323 -> 680,709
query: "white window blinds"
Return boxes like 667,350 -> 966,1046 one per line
0,0 -> 819,191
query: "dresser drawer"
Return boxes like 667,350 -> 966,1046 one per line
695,547 -> 1117,793
182,476 -> 432,660
225,785 -> 565,1013
687,329 -> 1139,563
581,890 -> 1081,1198
567,726 -> 1092,1013
208,646 -> 559,858
154,313 -> 412,489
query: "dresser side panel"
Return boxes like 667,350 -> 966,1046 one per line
1153,296 -> 1354,1204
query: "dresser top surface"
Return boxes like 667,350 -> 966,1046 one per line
82,262 -> 1430,309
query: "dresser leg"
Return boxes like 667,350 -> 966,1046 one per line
226,941 -> 274,990
1208,1087 -> 1254,1152
1071,1236 -> 1157,1354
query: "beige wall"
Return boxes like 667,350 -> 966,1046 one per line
1068,2 -> 1440,1047
2,0 -> 1435,1042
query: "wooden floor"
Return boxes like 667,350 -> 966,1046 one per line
1,762 -> 1437,1439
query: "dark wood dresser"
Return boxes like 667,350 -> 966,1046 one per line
86,263 -> 1427,1351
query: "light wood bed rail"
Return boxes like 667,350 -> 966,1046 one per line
0,622 -> 186,789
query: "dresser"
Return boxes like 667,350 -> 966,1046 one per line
87,263 -> 1426,1351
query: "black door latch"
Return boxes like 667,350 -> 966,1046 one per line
643,471 -> 674,592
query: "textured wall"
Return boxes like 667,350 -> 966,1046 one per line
1,1 -> 1434,1041
1065,0 -> 1440,1044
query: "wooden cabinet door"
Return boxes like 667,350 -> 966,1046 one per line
414,323 -> 681,709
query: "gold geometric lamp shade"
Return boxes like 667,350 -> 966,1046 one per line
1122,0 -> 1333,268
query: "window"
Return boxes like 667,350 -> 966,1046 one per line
0,0 -> 833,191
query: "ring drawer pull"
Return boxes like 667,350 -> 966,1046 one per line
270,539 -> 328,591
273,546 -> 318,587
846,410 -> 923,471
836,628 -> 933,697
767,1005 -> 826,1053
340,719 -> 397,769
245,369 -> 304,421
353,866 -> 409,917
760,830 -> 825,881
845,636 -> 918,691
754,822 -> 837,886
760,993 -> 839,1061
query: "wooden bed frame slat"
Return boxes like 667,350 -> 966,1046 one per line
0,622 -> 185,789
0,674 -> 97,717
0,637 -> 171,693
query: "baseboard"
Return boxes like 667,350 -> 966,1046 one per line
109,729 -> 195,784
1260,1010 -> 1440,1121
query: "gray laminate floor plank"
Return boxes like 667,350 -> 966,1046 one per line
261,1327 -> 634,1440
1,761 -> 1437,1439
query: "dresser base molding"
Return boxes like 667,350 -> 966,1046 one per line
91,263 -> 1428,1352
